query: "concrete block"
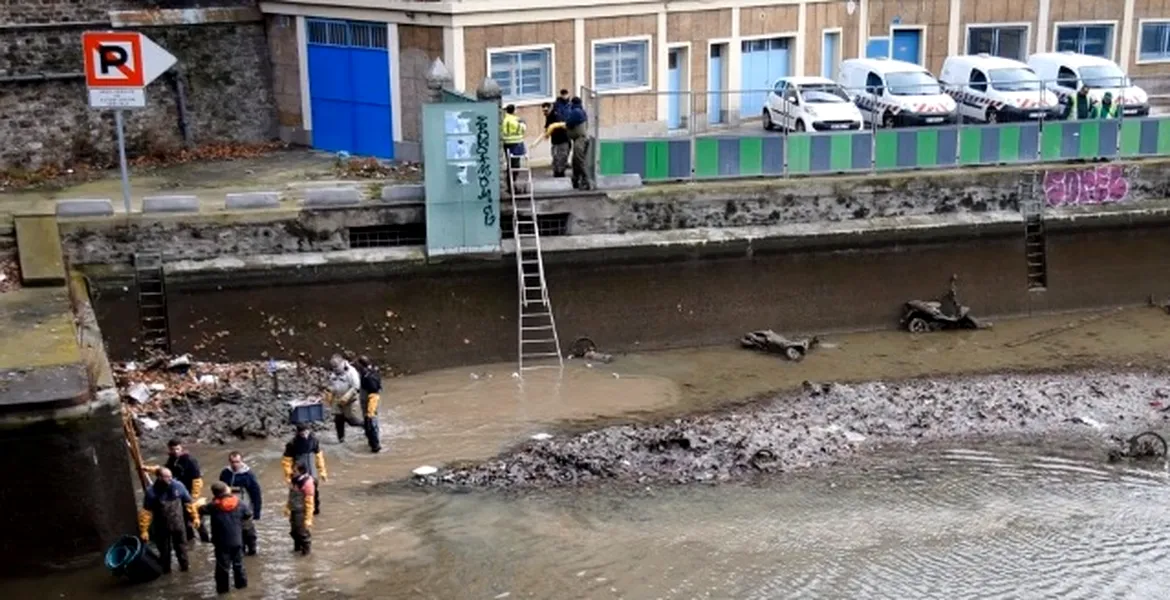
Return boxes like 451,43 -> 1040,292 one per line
597,174 -> 643,191
142,195 -> 199,213
381,184 -> 425,204
532,178 -> 575,195
225,191 -> 281,210
303,187 -> 361,207
55,199 -> 114,217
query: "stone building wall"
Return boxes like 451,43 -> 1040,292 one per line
0,1 -> 278,170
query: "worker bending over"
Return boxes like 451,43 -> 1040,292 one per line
139,467 -> 196,574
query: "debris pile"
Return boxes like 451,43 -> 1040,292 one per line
332,154 -> 422,181
415,372 -> 1170,490
117,355 -> 330,446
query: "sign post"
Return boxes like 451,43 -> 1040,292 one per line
82,31 -> 177,214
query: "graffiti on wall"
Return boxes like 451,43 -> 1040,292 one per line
1043,165 -> 1131,207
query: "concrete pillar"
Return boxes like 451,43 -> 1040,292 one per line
426,58 -> 453,104
0,282 -> 137,575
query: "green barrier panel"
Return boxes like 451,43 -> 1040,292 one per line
1119,117 -> 1170,157
598,141 -> 625,176
957,123 -> 1040,166
1040,120 -> 1120,161
874,128 -> 959,170
785,132 -> 872,175
694,136 -> 785,179
598,139 -> 693,181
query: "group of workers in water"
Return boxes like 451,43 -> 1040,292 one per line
136,354 -> 382,594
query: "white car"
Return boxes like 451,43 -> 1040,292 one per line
1027,52 -> 1150,117
940,54 -> 1061,123
837,58 -> 958,127
763,76 -> 864,132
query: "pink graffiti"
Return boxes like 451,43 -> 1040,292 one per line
1043,166 -> 1130,207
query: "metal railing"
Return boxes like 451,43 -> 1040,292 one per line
587,75 -> 1170,183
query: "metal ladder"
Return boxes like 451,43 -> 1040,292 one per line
1019,171 -> 1048,291
134,252 -> 172,354
508,153 -> 564,374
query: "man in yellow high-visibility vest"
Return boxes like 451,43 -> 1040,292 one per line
501,104 -> 527,191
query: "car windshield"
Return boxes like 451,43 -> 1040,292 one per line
885,71 -> 941,95
1080,64 -> 1130,89
798,83 -> 849,103
988,68 -> 1041,92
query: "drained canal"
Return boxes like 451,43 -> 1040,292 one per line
3,307 -> 1170,599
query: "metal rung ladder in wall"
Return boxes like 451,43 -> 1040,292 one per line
134,252 -> 172,354
1019,171 -> 1048,291
508,153 -> 564,374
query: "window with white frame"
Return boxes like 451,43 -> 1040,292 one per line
1055,24 -> 1114,58
488,47 -> 553,101
593,39 -> 650,90
1140,22 -> 1170,62
967,26 -> 1027,60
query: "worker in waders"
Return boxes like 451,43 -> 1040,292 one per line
199,482 -> 250,593
144,438 -> 210,542
356,356 -> 383,453
286,462 -> 316,555
139,467 -> 195,574
325,354 -> 363,444
281,423 -> 326,515
218,451 -> 262,556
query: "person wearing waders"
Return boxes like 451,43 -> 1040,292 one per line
325,354 -> 363,444
282,423 -> 326,515
139,467 -> 194,574
144,438 -> 210,543
218,451 -> 262,556
356,356 -> 383,453
286,462 -> 316,555
199,482 -> 251,593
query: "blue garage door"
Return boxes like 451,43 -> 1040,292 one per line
307,19 -> 394,159
892,29 -> 922,64
741,38 -> 790,119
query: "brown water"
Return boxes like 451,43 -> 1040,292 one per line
5,308 -> 1170,599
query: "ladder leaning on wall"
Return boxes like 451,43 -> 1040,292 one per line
507,153 -> 564,374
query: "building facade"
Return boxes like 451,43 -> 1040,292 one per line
261,0 -> 1170,162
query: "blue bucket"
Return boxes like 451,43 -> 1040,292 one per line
104,535 -> 162,583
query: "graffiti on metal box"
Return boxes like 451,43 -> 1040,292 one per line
1043,165 -> 1130,207
475,115 -> 497,228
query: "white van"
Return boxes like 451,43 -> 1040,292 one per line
939,54 -> 1061,123
837,57 -> 957,128
1027,52 -> 1150,117
762,76 -> 864,132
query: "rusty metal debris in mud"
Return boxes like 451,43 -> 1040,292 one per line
1107,431 -> 1168,463
901,275 -> 990,333
740,331 -> 820,361
567,337 -> 614,364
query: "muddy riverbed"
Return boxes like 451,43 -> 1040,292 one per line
418,372 -> 1170,489
8,308 -> 1167,598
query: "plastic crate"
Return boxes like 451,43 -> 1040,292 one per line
288,401 -> 325,424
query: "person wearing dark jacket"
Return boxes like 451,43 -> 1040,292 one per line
1061,85 -> 1095,121
356,356 -> 383,453
282,424 -> 326,515
144,438 -> 210,542
564,97 -> 594,190
219,452 -> 262,555
542,101 -> 571,178
200,482 -> 250,594
139,467 -> 194,574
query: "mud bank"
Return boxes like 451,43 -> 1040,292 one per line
118,359 -> 330,447
417,372 -> 1170,489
